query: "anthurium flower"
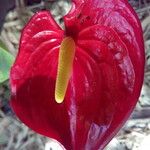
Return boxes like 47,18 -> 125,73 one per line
10,0 -> 145,150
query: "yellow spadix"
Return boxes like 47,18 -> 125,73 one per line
55,37 -> 75,103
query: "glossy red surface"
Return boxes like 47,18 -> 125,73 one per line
10,0 -> 145,150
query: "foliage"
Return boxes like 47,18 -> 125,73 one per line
0,46 -> 14,83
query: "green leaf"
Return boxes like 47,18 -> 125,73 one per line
0,39 -> 8,50
0,47 -> 14,83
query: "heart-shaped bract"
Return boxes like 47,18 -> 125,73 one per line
10,0 -> 145,150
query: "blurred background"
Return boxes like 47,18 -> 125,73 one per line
0,0 -> 150,150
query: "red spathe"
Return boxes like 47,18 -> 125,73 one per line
10,0 -> 145,150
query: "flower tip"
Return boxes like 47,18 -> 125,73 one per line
55,95 -> 64,104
